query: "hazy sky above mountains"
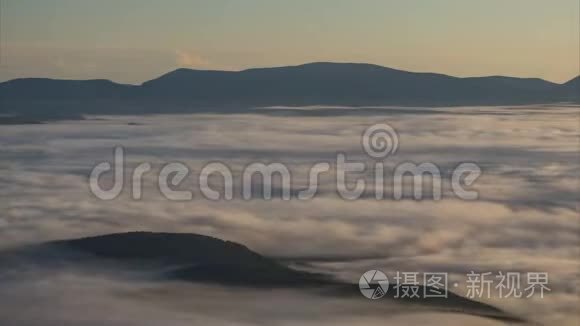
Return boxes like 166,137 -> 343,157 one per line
1,0 -> 579,83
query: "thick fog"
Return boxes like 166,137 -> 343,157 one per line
0,105 -> 578,325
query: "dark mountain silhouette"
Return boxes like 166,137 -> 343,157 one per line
0,62 -> 577,119
0,78 -> 134,100
0,231 -> 524,323
564,75 -> 580,85
49,231 -> 331,286
562,75 -> 580,92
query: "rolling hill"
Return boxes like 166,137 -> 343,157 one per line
0,231 -> 525,323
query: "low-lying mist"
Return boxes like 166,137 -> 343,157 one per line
0,105 -> 578,325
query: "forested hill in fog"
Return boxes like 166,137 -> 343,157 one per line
0,231 -> 525,323
0,62 -> 578,116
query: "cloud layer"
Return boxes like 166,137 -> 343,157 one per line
0,105 -> 578,325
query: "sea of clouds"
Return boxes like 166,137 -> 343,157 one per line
0,105 -> 578,325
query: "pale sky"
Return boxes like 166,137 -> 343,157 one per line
1,0 -> 578,84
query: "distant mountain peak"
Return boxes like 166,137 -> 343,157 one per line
1,62 -> 577,117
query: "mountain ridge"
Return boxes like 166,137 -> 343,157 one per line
0,62 -> 577,117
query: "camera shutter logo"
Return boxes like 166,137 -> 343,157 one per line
359,270 -> 389,299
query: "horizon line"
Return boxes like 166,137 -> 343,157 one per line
1,61 -> 578,86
